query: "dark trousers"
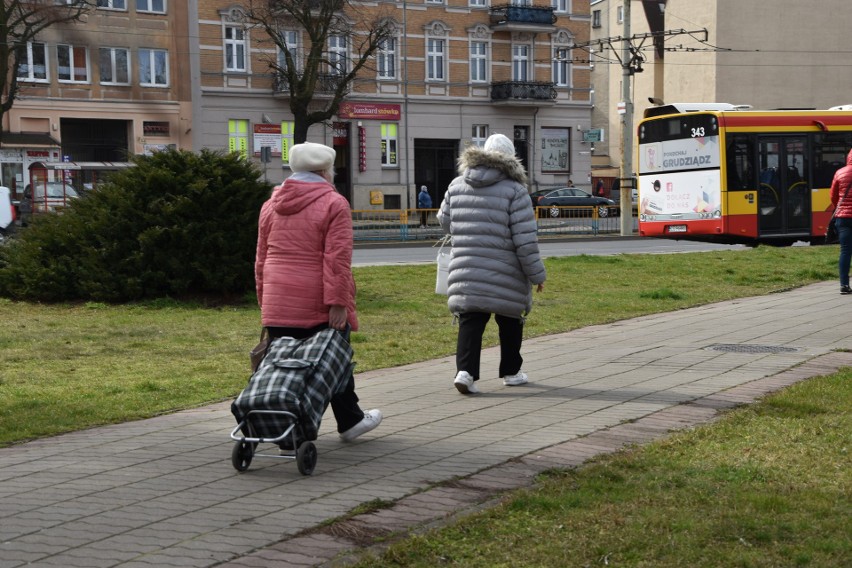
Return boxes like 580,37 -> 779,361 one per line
838,217 -> 852,287
456,312 -> 523,381
420,210 -> 429,226
267,324 -> 364,433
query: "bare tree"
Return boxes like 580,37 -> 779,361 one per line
244,0 -> 395,144
0,1 -> 93,143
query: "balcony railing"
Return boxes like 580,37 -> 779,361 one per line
489,4 -> 557,26
272,72 -> 349,96
491,81 -> 557,102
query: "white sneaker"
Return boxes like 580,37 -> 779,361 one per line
453,371 -> 480,394
502,371 -> 529,386
339,409 -> 382,442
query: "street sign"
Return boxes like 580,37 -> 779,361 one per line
617,102 -> 626,114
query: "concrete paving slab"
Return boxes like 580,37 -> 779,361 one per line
2,281 -> 852,567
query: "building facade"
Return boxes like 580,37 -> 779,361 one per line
2,1 -> 594,209
193,0 -> 594,209
591,0 -> 852,182
1,1 -> 193,200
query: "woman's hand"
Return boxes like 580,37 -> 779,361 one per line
536,283 -> 545,293
328,305 -> 348,330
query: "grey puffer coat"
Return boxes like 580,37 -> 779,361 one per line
437,146 -> 546,318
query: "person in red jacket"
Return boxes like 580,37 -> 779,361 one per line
255,142 -> 382,442
830,148 -> 852,295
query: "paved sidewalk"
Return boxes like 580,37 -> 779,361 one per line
2,282 -> 851,568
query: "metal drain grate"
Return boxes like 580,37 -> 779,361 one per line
705,343 -> 800,354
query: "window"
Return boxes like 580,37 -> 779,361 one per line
224,26 -> 247,72
139,48 -> 168,86
512,45 -> 529,81
427,38 -> 445,81
136,0 -> 165,13
100,47 -> 130,84
381,123 -> 398,167
97,0 -> 126,9
17,42 -> 48,82
469,0 -> 487,6
472,125 -> 488,148
281,121 -> 294,165
542,127 -> 570,172
328,35 -> 347,75
617,5 -> 624,23
552,47 -> 570,86
277,30 -> 301,72
592,9 -> 601,28
470,41 -> 487,82
57,45 -> 89,82
426,0 -> 444,4
228,119 -> 249,160
377,37 -> 396,79
551,0 -> 569,13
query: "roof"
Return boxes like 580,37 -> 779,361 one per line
0,132 -> 61,147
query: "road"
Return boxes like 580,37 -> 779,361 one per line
353,237 -> 748,266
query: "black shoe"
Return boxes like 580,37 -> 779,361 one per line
841,285 -> 851,295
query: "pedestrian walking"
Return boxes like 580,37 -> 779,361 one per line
255,142 -> 382,443
418,185 -> 432,227
436,133 -> 546,394
830,148 -> 852,295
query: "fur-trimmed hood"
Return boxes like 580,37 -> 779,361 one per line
457,145 -> 528,187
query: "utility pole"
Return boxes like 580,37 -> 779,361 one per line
619,0 -> 633,236
572,14 -> 708,235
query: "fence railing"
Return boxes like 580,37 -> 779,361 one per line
352,207 -> 627,242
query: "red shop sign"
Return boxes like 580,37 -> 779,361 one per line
338,102 -> 401,121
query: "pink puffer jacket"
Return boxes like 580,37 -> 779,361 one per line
255,177 -> 358,330
830,149 -> 852,219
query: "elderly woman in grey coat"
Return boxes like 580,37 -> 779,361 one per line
437,133 -> 547,395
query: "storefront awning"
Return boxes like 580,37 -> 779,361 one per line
0,132 -> 61,148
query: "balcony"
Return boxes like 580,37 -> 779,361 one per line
489,4 -> 557,33
490,81 -> 557,104
272,72 -> 349,97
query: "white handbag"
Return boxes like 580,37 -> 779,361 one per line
435,235 -> 451,295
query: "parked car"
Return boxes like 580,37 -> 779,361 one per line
534,187 -> 617,217
0,186 -> 13,237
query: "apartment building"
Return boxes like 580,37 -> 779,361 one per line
591,0 -> 852,182
0,1 -> 192,199
193,0 -> 593,209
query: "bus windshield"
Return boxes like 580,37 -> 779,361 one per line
637,113 -> 722,221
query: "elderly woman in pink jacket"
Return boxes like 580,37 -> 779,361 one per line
255,142 -> 382,443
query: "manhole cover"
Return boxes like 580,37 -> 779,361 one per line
705,344 -> 800,354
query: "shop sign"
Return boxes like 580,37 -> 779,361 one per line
143,121 -> 170,137
253,123 -> 282,157
338,102 -> 401,121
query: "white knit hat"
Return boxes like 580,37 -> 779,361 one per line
483,133 -> 516,157
289,142 -> 336,173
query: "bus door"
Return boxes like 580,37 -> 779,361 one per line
758,137 -> 810,236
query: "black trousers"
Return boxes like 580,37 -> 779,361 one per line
266,324 -> 364,433
456,312 -> 523,381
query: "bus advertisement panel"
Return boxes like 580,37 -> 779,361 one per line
638,134 -> 722,222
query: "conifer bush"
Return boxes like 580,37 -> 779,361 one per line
0,149 -> 271,302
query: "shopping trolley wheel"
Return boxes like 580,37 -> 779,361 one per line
296,441 -> 317,475
232,440 -> 254,472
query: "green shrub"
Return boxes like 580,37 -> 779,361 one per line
0,149 -> 271,302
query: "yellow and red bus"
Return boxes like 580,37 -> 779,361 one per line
636,103 -> 852,245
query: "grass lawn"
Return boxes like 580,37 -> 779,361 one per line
0,245 -> 840,446
350,371 -> 851,567
1,243 -> 849,566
